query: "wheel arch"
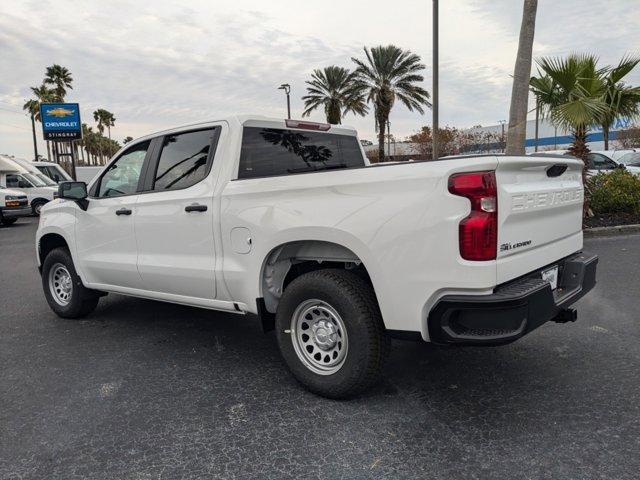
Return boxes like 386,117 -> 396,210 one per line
31,197 -> 50,206
259,239 -> 381,318
38,232 -> 70,268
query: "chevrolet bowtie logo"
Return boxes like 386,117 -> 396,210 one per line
46,107 -> 75,118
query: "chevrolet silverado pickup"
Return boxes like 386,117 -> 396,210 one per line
36,116 -> 598,398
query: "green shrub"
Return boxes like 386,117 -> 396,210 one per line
588,169 -> 640,214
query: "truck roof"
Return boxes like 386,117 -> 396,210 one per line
133,116 -> 358,144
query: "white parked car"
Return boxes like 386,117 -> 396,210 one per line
36,117 -> 598,398
0,185 -> 30,225
533,149 -> 634,176
615,151 -> 640,175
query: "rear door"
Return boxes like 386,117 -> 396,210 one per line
134,126 -> 221,299
495,155 -> 584,283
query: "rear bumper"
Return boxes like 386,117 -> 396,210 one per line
428,251 -> 598,345
0,206 -> 32,219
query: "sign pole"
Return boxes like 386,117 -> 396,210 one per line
69,141 -> 77,181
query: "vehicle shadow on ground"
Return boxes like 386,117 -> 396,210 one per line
83,293 -> 591,426
0,221 -> 32,229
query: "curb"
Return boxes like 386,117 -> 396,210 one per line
584,224 -> 640,238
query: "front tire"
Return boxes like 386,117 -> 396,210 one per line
32,200 -> 47,216
276,269 -> 389,399
41,247 -> 100,318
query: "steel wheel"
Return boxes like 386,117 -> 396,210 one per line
290,299 -> 348,375
48,262 -> 73,306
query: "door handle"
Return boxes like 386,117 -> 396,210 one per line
115,208 -> 132,216
185,204 -> 207,212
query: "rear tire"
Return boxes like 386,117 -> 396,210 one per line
41,247 -> 100,318
276,269 -> 389,399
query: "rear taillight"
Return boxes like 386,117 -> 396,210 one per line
448,171 -> 497,261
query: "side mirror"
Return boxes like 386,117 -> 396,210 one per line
59,181 -> 89,210
617,163 -> 626,169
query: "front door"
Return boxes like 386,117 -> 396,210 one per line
134,127 -> 220,299
75,140 -> 152,289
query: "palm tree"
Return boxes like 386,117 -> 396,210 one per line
302,66 -> 368,124
44,64 -> 73,101
530,54 -> 610,214
351,45 -> 430,161
93,108 -> 115,138
601,56 -> 640,150
105,111 -> 116,140
505,0 -> 538,155
23,85 -> 56,161
530,54 -> 609,162
26,85 -> 55,119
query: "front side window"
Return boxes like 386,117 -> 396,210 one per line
6,174 -> 33,188
238,127 -> 365,179
152,129 -> 216,191
97,141 -> 150,198
36,173 -> 56,186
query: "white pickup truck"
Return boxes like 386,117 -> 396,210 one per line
36,116 -> 598,398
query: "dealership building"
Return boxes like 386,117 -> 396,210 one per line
468,117 -> 634,153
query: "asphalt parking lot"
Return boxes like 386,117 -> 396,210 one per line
2,217 -> 640,479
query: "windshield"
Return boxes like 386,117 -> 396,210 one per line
35,172 -> 57,186
618,152 -> 640,167
21,173 -> 47,187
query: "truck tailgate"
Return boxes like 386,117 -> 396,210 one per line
495,156 -> 584,284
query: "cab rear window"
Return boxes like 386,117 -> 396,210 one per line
238,127 -> 364,179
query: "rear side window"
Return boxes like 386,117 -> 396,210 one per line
238,127 -> 365,179
152,128 -> 217,191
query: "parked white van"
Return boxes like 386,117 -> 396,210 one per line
31,161 -> 73,183
0,156 -> 58,215
0,185 -> 30,225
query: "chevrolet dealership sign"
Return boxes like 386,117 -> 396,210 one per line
40,103 -> 82,140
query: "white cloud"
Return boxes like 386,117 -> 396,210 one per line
1,0 -> 639,158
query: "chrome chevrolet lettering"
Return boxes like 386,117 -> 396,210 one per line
512,188 -> 582,211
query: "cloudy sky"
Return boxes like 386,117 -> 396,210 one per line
1,0 -> 639,158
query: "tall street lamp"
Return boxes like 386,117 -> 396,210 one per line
498,119 -> 506,152
278,84 -> 291,119
432,0 -> 439,161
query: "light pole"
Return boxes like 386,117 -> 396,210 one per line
498,119 -> 506,152
278,84 -> 291,119
432,0 -> 439,161
534,96 -> 540,152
